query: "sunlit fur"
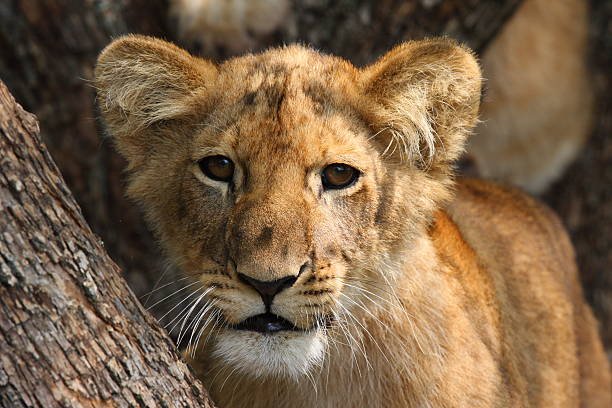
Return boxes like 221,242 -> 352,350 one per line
96,36 -> 611,407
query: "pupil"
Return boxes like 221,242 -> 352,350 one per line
328,165 -> 353,185
321,163 -> 359,189
200,155 -> 234,182
333,165 -> 349,180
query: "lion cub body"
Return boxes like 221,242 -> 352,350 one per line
95,36 -> 610,407
187,179 -> 610,408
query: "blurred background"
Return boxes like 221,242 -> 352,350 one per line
0,0 -> 610,356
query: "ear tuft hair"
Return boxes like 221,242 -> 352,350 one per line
361,38 -> 482,176
94,35 -> 217,168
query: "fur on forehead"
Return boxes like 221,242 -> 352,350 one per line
95,35 -> 481,178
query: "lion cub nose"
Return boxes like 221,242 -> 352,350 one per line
237,273 -> 297,308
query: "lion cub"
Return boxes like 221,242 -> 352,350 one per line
95,36 -> 610,408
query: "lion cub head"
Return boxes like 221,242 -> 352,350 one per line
95,35 -> 480,379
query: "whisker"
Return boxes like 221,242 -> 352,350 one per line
337,301 -> 372,372
219,364 -> 242,394
141,276 -> 192,306
377,270 -> 428,355
338,292 -> 391,365
304,366 -> 318,398
146,280 -> 200,311
186,298 -> 218,356
341,276 -> 410,296
177,288 -> 213,346
142,264 -> 171,306
342,278 -> 426,354
161,285 -> 206,329
201,313 -> 223,351
166,288 -> 209,334
191,307 -> 220,357
341,281 -> 416,319
228,367 -> 246,408
329,297 -> 367,377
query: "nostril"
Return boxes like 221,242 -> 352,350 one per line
237,273 -> 297,296
236,272 -> 299,309
298,262 -> 309,277
277,275 -> 297,292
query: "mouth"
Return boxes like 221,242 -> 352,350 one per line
232,313 -> 302,334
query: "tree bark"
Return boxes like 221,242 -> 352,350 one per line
0,80 -> 214,407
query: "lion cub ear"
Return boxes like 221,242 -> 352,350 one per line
360,38 -> 481,175
95,35 -> 217,168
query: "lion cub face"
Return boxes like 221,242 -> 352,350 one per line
96,36 -> 480,379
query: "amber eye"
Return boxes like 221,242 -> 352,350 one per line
199,155 -> 235,182
321,163 -> 359,190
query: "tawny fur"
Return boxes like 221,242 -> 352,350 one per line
95,35 -> 610,407
470,0 -> 593,193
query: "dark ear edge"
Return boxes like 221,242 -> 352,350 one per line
94,35 -> 218,167
360,38 -> 482,174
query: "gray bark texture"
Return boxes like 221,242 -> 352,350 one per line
0,80 -> 215,407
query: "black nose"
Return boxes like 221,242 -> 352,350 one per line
237,273 -> 298,309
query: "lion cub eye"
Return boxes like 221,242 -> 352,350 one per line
199,155 -> 235,182
321,163 -> 360,190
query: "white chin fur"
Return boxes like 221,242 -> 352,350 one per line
211,329 -> 326,380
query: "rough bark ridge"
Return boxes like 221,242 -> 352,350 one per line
0,81 -> 214,408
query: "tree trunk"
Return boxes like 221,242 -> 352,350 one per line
0,80 -> 214,407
